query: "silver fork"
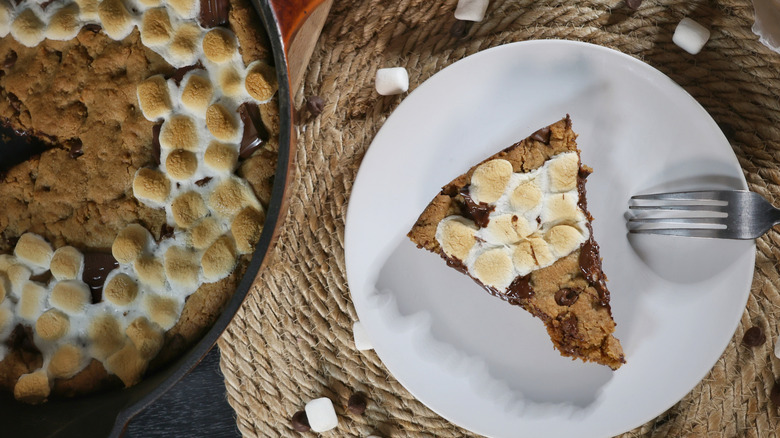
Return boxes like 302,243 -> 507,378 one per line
627,190 -> 780,239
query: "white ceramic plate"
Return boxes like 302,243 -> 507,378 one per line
345,40 -> 756,438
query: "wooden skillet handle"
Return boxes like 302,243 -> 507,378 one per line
268,0 -> 333,91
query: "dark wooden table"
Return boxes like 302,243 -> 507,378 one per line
125,347 -> 241,438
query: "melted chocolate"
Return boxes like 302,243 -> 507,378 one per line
0,123 -> 56,175
459,185 -> 495,228
237,102 -> 270,159
554,288 -> 580,306
151,122 -> 162,165
166,62 -> 205,85
199,0 -> 230,28
504,275 -> 534,304
579,237 -> 609,306
68,138 -> 84,158
2,50 -> 17,69
5,324 -> 38,353
82,252 -> 119,303
530,126 -> 551,144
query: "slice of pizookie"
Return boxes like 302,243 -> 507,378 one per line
407,116 -> 624,369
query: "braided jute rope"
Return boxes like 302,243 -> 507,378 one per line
217,0 -> 780,436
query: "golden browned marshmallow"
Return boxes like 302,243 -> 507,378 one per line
510,179 -> 542,212
112,223 -> 151,264
50,280 -> 91,315
138,0 -> 161,6
48,344 -> 83,379
172,191 -> 208,228
0,3 -> 11,35
88,314 -> 125,360
134,255 -> 166,290
11,9 -> 45,47
141,8 -> 173,46
164,246 -> 199,288
160,115 -> 198,151
7,264 -> 31,298
75,0 -> 99,20
483,214 -> 522,246
202,235 -> 237,281
231,207 -> 264,254
546,225 -> 584,258
137,75 -> 172,121
473,248 -> 514,289
529,237 -> 554,267
105,342 -> 148,387
14,233 -> 53,271
166,0 -> 198,18
18,282 -> 46,320
191,217 -> 222,249
169,22 -> 200,63
204,142 -> 238,172
542,193 -> 581,225
104,273 -> 139,306
47,4 -> 80,40
133,168 -> 171,204
245,61 -> 278,102
126,317 -> 163,359
202,28 -> 237,63
98,0 -> 134,40
470,159 -> 513,204
165,149 -> 198,181
219,66 -> 243,97
36,309 -> 70,341
50,246 -> 84,281
0,306 -> 13,332
512,240 -> 535,275
0,272 -> 7,302
143,293 -> 180,329
548,152 -> 579,193
0,254 -> 15,270
209,177 -> 260,217
181,74 -> 213,114
14,370 -> 50,404
438,217 -> 477,261
206,103 -> 239,141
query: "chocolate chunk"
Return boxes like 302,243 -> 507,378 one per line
237,102 -> 270,159
82,252 -> 119,303
530,127 -> 551,144
579,237 -> 609,306
505,275 -> 534,303
555,288 -> 580,306
291,410 -> 310,432
69,139 -> 84,158
166,62 -> 205,85
771,382 -> 780,406
625,0 -> 642,9
743,326 -> 766,347
347,392 -> 367,415
151,123 -> 162,165
159,223 -> 175,241
459,185 -> 495,228
30,270 -> 52,284
199,0 -> 230,28
450,20 -> 472,39
83,23 -> 102,33
560,313 -> 579,337
195,176 -> 212,187
306,96 -> 325,118
2,50 -> 17,69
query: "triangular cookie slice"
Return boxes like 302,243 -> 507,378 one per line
407,116 -> 624,369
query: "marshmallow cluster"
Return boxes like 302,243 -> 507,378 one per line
435,152 -> 590,290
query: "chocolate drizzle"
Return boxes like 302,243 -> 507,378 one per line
459,185 -> 495,228
82,252 -> 119,303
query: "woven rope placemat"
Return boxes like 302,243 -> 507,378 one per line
217,0 -> 780,436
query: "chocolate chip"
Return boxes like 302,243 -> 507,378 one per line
347,392 -> 367,415
82,252 -> 119,303
159,223 -> 175,241
199,0 -> 230,28
291,410 -> 310,432
555,288 -> 580,306
195,176 -> 212,187
771,382 -> 780,406
450,20 -> 471,39
69,139 -> 84,158
560,313 -> 578,337
2,50 -> 17,69
625,0 -> 642,9
530,127 -> 551,144
306,96 -> 325,118
743,326 -> 766,347
151,123 -> 162,165
83,23 -> 102,33
237,102 -> 270,159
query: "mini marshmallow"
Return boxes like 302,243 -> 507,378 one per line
529,237 -> 554,267
75,0 -> 99,21
137,75 -> 173,121
470,159 -> 513,204
513,240 -> 535,275
167,0 -> 199,19
36,309 -> 70,341
105,342 -> 148,387
11,9 -> 46,47
201,235 -> 237,281
546,224 -> 585,258
245,61 -> 278,102
98,0 -> 135,40
375,67 -> 409,96
14,233 -> 54,272
172,191 -> 208,228
50,280 -> 91,315
353,321 -> 373,351
231,207 -> 265,253
160,115 -> 198,151
547,152 -> 579,192
304,397 -> 339,433
143,293 -> 180,329
18,282 -> 46,321
206,103 -> 240,141
14,370 -> 50,404
48,344 -> 84,379
673,17 -> 710,55
165,149 -> 198,181
104,273 -> 139,306
454,0 -> 489,22
436,217 -> 477,261
202,28 -> 237,63
472,247 -> 514,289
141,8 -> 173,47
112,223 -> 152,264
7,264 -> 31,298
169,22 -> 201,65
181,74 -> 213,115
0,3 -> 11,37
47,4 -> 81,41
50,246 -> 84,281
191,217 -> 222,249
219,66 -> 243,97
134,255 -> 166,290
126,317 -> 164,359
88,314 -> 125,360
164,246 -> 200,288
209,177 -> 260,217
204,141 -> 238,173
133,168 -> 171,205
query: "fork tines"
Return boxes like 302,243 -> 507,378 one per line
628,190 -> 730,237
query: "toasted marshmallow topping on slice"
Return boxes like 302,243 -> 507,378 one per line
510,179 -> 542,212
473,248 -> 514,289
435,217 -> 477,261
547,151 -> 579,192
11,9 -> 46,47
470,159 -> 513,204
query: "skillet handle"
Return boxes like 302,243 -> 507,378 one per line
268,0 -> 332,91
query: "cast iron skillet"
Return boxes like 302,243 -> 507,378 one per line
0,0 -> 327,435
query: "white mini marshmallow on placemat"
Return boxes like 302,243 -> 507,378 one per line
375,67 -> 409,95
673,17 -> 711,55
353,321 -> 373,351
305,397 -> 338,433
455,0 -> 489,22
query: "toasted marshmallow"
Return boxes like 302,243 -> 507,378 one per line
88,314 -> 125,360
547,152 -> 579,192
14,370 -> 50,404
105,342 -> 148,387
134,255 -> 166,290
231,207 -> 264,254
169,22 -> 200,65
190,217 -> 222,249
202,235 -> 237,281
0,254 -> 15,271
512,240 -> 535,276
50,280 -> 91,315
202,28 -> 236,63
75,0 -> 99,21
165,149 -> 198,181
141,8 -> 173,46
204,142 -> 238,173
138,0 -> 161,6
7,264 -> 31,298
50,246 -> 84,281
14,233 -> 53,272
137,75 -> 172,121
436,217 -> 477,261
47,4 -> 81,41
0,305 -> 14,334
172,191 -> 208,228
11,9 -> 46,47
541,192 -> 582,225
166,0 -> 198,19
126,317 -> 163,359
209,177 -> 260,217
470,159 -> 513,204
104,273 -> 139,306
36,309 -> 70,341
0,2 -> 12,37
48,344 -> 84,379
546,224 -> 586,258
473,248 -> 514,289
18,282 -> 46,321
529,237 -> 554,267
510,178 -> 542,212
206,103 -> 239,141
133,168 -> 171,205
219,66 -> 243,97
112,224 -> 152,264
482,214 -> 522,246
98,0 -> 135,40
143,293 -> 180,329
160,114 -> 198,151
164,246 -> 199,288
181,74 -> 213,115
0,272 -> 8,302
245,61 -> 278,103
